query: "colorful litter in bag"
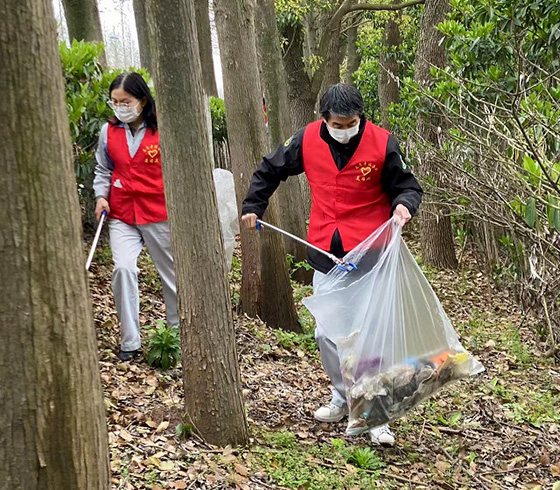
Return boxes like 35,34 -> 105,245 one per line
303,219 -> 484,435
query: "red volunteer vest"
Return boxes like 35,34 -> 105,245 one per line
303,120 -> 392,251
107,124 -> 168,225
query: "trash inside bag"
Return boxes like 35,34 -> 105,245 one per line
212,169 -> 239,269
303,219 -> 484,435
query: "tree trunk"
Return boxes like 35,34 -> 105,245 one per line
146,0 -> 249,445
195,0 -> 218,96
344,21 -> 361,85
281,23 -> 316,132
61,0 -> 106,64
133,0 -> 154,74
254,0 -> 311,283
0,0 -> 110,487
214,0 -> 301,331
379,10 -> 402,129
414,0 -> 457,269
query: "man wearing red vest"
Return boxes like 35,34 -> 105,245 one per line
241,84 -> 423,446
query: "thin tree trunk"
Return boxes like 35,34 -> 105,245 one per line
214,0 -> 301,331
146,0 -> 249,445
414,0 -> 457,269
254,0 -> 311,283
133,0 -> 154,74
344,21 -> 361,85
0,0 -> 110,487
195,0 -> 218,96
61,0 -> 106,64
379,10 -> 402,129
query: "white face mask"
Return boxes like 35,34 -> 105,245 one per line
113,102 -> 141,124
326,122 -> 360,144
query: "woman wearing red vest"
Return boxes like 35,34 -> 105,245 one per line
93,72 -> 178,361
241,84 -> 423,446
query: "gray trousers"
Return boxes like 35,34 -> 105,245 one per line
109,219 -> 179,351
313,271 -> 347,407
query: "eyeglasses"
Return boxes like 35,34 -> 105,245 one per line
108,100 -> 140,110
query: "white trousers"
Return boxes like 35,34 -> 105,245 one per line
109,219 -> 179,351
313,271 -> 347,407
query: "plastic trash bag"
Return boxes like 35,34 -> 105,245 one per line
303,219 -> 484,435
212,169 -> 239,269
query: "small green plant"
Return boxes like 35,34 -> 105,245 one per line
347,447 -> 383,471
273,329 -> 317,354
146,320 -> 181,370
176,423 -> 194,439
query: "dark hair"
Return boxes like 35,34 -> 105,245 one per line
319,83 -> 365,120
109,72 -> 157,132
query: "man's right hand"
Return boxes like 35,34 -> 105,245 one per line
95,197 -> 110,222
241,213 -> 258,229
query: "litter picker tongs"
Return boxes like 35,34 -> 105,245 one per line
256,219 -> 357,272
85,210 -> 107,271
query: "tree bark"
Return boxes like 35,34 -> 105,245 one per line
195,0 -> 218,96
0,0 -> 110,487
344,21 -> 361,85
378,10 -> 402,129
214,0 -> 301,331
133,0 -> 155,74
61,0 -> 106,64
146,0 -> 249,445
413,0 -> 458,269
254,0 -> 311,283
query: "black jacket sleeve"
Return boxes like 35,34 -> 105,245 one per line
381,134 -> 423,216
241,128 -> 306,218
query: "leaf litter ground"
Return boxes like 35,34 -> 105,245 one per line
88,236 -> 560,490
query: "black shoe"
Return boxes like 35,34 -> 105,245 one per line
118,349 -> 140,361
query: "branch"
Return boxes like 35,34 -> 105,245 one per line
342,0 -> 425,16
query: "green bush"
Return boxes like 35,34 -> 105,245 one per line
210,96 -> 228,144
146,320 -> 181,370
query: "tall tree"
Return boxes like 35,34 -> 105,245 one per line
195,0 -> 218,96
0,0 -> 110,487
413,0 -> 458,268
214,0 -> 301,331
379,9 -> 402,129
147,0 -> 249,445
344,20 -> 362,85
254,0 -> 311,283
133,0 -> 154,74
61,0 -> 106,64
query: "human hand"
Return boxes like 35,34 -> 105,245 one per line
95,197 -> 110,222
393,204 -> 411,226
241,213 -> 259,230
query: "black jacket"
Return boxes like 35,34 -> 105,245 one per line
242,116 -> 423,273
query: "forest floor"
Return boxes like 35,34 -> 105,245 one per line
88,232 -> 560,490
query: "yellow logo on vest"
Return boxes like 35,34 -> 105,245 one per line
355,162 -> 378,182
143,144 -> 161,164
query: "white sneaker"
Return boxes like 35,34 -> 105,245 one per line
314,403 -> 348,422
369,424 -> 395,446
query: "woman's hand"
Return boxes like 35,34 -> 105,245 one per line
241,213 -> 258,229
392,204 -> 411,226
95,197 -> 110,222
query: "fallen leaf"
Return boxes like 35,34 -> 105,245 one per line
171,483 -> 187,490
119,428 -> 133,442
234,463 -> 249,477
160,460 -> 174,471
156,421 -> 169,432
